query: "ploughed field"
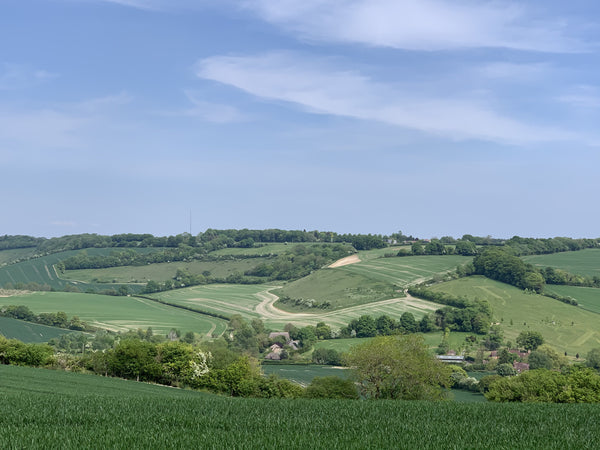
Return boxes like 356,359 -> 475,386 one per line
1,364 -> 599,449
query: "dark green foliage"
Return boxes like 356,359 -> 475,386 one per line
516,331 -> 544,351
303,376 -> 359,399
345,335 -> 452,400
311,348 -> 342,365
0,336 -> 54,366
585,348 -> 600,370
486,367 -> 600,403
408,286 -> 491,334
473,248 -> 545,293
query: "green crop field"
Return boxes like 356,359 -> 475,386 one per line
0,248 -> 156,291
545,285 -> 600,314
63,257 -> 272,284
0,291 -> 228,337
0,316 -> 72,343
261,364 -> 351,385
151,284 -> 441,330
428,276 -> 600,355
1,365 -> 599,449
275,254 -> 471,311
0,247 -> 36,266
523,248 -> 600,278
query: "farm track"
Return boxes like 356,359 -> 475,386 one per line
254,289 -> 437,327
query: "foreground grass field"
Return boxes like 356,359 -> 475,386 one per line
1,364 -> 599,449
522,248 -> 600,278
0,291 -> 228,336
429,276 -> 600,355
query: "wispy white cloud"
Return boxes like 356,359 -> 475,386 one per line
244,0 -> 589,53
557,85 -> 600,109
0,63 -> 58,90
0,109 -> 86,149
196,52 -> 574,144
478,62 -> 552,81
158,90 -> 247,123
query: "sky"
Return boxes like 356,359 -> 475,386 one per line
1,0 -> 599,239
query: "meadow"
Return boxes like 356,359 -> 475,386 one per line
0,291 -> 228,337
545,285 -> 600,314
429,276 -> 600,355
0,316 -> 70,343
63,257 -> 271,284
276,254 -> 471,310
523,248 -> 600,278
1,364 -> 599,449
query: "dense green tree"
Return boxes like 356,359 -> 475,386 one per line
585,348 -> 600,370
516,331 -> 544,351
345,335 -> 451,400
400,312 -> 417,333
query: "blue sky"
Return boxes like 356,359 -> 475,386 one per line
1,0 -> 599,239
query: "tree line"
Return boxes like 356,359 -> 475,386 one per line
0,304 -> 94,331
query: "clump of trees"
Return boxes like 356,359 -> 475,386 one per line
486,367 -> 600,402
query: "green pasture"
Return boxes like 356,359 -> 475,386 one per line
0,248 -> 156,290
545,285 -> 600,314
428,276 -> 600,355
2,365 -> 600,449
63,257 -> 272,284
150,283 -> 276,321
0,291 -> 227,337
150,284 -> 441,330
0,316 -> 72,343
523,248 -> 600,278
276,255 -> 471,311
261,364 -> 351,385
0,247 -> 36,266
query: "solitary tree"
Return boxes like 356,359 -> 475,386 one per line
345,335 -> 451,400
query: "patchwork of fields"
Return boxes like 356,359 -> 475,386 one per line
429,276 -> 600,355
0,291 -> 228,336
275,254 -> 471,310
151,283 -> 441,329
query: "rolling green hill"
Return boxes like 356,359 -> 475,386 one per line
523,248 -> 600,278
0,291 -> 228,336
275,254 -> 471,310
545,285 -> 600,314
0,316 -> 72,343
428,276 -> 600,355
2,364 -> 599,449
0,248 -> 156,291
